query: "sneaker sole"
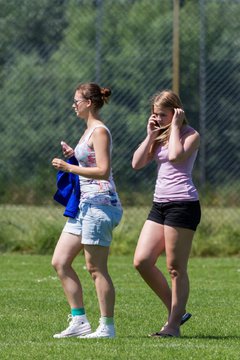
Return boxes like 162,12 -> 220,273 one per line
78,334 -> 115,339
53,327 -> 92,339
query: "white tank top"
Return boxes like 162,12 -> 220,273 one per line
74,125 -> 121,207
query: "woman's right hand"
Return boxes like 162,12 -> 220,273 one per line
132,115 -> 159,170
147,114 -> 161,139
61,141 -> 75,159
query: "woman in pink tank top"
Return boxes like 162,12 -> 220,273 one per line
132,89 -> 201,337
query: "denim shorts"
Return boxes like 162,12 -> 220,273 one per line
147,200 -> 201,231
63,202 -> 123,247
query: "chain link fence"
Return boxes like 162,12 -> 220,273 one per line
1,0 -> 240,250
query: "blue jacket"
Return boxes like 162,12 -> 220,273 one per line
53,156 -> 80,218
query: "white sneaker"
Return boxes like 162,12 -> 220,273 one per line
78,320 -> 115,339
53,314 -> 92,338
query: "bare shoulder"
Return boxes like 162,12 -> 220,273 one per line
93,126 -> 110,135
182,126 -> 200,148
92,126 -> 110,142
182,125 -> 199,137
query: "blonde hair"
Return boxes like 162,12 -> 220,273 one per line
151,89 -> 187,147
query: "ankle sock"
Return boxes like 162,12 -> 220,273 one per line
71,308 -> 85,317
101,316 -> 114,325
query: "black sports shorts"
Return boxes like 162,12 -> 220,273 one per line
147,200 -> 201,231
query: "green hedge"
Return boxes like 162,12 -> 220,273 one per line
0,205 -> 239,257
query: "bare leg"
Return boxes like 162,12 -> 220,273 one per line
51,232 -> 84,308
84,245 -> 114,317
133,220 -> 172,313
162,226 -> 194,336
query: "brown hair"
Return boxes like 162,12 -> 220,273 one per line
76,82 -> 111,110
151,89 -> 187,147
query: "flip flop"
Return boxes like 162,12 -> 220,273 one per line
180,312 -> 192,325
149,313 -> 192,337
150,332 -> 174,338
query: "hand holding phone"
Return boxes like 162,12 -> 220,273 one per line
61,141 -> 74,158
147,114 -> 161,138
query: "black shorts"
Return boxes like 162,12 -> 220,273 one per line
147,200 -> 201,231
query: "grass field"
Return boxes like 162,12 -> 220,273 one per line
0,254 -> 239,360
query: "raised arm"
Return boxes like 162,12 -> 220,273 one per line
168,108 -> 200,163
132,135 -> 154,169
132,114 -> 161,170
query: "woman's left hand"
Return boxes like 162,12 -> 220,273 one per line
52,158 -> 70,172
172,108 -> 185,128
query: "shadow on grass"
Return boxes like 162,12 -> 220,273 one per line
182,335 -> 240,340
125,335 -> 240,340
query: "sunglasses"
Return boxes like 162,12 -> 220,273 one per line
73,98 -> 86,105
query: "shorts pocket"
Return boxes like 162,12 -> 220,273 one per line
111,207 -> 123,228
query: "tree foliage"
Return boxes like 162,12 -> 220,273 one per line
0,0 -> 239,203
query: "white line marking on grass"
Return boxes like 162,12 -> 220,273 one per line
36,276 -> 58,283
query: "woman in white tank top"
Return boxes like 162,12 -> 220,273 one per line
52,82 -> 122,339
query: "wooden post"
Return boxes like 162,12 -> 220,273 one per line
173,0 -> 180,94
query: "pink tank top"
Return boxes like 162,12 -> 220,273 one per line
153,126 -> 199,202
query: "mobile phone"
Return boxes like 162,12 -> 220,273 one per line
61,141 -> 68,151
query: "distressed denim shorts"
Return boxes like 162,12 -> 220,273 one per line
63,202 -> 123,247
